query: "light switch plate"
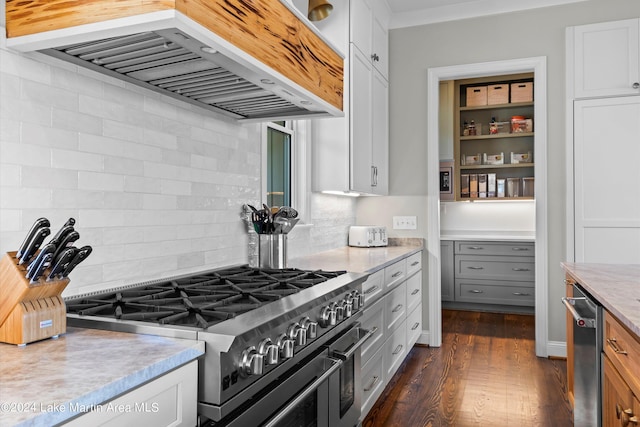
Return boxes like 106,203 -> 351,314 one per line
393,216 -> 417,229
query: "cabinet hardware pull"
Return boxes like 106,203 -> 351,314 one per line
617,404 -> 624,419
512,292 -> 531,296
370,326 -> 379,335
364,376 -> 380,392
364,285 -> 379,294
392,344 -> 403,355
469,289 -> 483,294
467,266 -> 484,270
468,246 -> 484,250
623,408 -> 638,426
411,322 -> 420,330
392,271 -> 402,278
607,338 -> 628,355
392,304 -> 403,313
512,268 -> 530,272
410,261 -> 419,266
633,82 -> 640,89
511,247 -> 529,251
411,289 -> 420,295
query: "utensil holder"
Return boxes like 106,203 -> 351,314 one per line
0,252 -> 70,345
258,235 -> 288,269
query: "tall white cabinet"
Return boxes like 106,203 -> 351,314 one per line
312,0 -> 390,195
568,18 -> 640,263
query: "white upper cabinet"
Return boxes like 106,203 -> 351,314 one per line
572,18 -> 640,99
312,0 -> 390,195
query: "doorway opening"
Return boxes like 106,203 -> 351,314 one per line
426,57 -> 549,357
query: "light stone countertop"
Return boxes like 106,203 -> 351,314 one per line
289,239 -> 424,273
440,230 -> 535,242
562,263 -> 640,338
0,327 -> 204,427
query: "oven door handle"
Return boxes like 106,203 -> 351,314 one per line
332,328 -> 374,361
561,297 -> 596,328
263,357 -> 342,427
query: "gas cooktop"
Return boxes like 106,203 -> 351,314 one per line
66,266 -> 346,329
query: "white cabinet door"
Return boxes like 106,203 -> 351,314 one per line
371,68 -> 389,195
573,19 -> 640,99
574,96 -> 640,263
350,0 -> 372,60
372,12 -> 388,80
350,45 -> 373,193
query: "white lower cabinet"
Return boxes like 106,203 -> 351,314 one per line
361,346 -> 385,417
383,318 -> 407,379
64,361 -> 198,426
360,250 -> 423,420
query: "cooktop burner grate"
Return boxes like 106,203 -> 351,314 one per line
66,266 -> 346,328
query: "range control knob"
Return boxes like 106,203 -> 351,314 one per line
343,297 -> 353,318
334,302 -> 345,321
240,346 -> 264,377
319,305 -> 337,328
288,323 -> 307,346
276,334 -> 295,359
300,317 -> 318,339
351,291 -> 362,310
258,338 -> 279,365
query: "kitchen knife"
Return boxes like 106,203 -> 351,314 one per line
51,230 -> 80,260
30,252 -> 53,283
18,227 -> 51,265
60,245 -> 92,278
47,247 -> 77,281
16,217 -> 50,259
25,243 -> 56,279
48,224 -> 75,248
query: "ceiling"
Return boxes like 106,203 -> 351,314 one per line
386,0 -> 589,29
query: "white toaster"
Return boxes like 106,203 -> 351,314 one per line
348,226 -> 388,247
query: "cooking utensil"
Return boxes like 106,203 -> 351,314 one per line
18,227 -> 51,265
16,217 -> 50,259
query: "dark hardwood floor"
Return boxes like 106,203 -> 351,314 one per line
362,309 -> 573,427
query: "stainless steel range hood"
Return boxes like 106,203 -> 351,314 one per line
5,3 -> 344,122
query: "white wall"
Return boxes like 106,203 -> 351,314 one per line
360,0 -> 640,344
0,30 -> 355,297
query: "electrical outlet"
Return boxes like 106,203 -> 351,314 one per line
393,216 -> 417,230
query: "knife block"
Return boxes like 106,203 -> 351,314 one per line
0,252 -> 69,345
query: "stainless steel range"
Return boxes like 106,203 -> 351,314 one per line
65,265 -> 371,426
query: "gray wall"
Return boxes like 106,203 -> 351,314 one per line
378,0 -> 640,343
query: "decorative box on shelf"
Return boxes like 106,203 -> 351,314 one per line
511,151 -> 533,164
0,252 -> 70,345
466,86 -> 487,106
510,82 -> 533,103
487,84 -> 509,105
483,152 -> 505,165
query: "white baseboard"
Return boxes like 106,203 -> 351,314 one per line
547,340 -> 567,358
416,331 -> 430,346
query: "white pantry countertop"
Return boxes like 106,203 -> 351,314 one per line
289,239 -> 424,273
0,327 -> 204,427
562,262 -> 640,338
440,230 -> 535,242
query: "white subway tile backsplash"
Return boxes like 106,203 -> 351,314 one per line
21,166 -> 78,189
78,171 -> 124,192
52,149 -> 103,171
1,40 -> 356,296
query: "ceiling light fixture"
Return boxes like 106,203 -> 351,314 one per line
308,0 -> 333,21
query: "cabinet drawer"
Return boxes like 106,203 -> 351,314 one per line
385,282 -> 407,334
362,269 -> 384,305
406,272 -> 422,313
455,279 -> 534,306
455,255 -> 534,281
407,303 -> 422,348
604,311 -> 640,397
361,346 -> 385,418
384,259 -> 406,290
360,296 -> 385,366
455,241 -> 534,256
384,319 -> 407,379
406,252 -> 422,277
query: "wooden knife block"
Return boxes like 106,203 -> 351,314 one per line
0,252 -> 69,345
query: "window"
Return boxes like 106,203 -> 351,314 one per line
265,121 -> 292,207
262,120 -> 309,221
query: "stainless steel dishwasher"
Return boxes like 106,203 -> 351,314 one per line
562,283 -> 603,427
